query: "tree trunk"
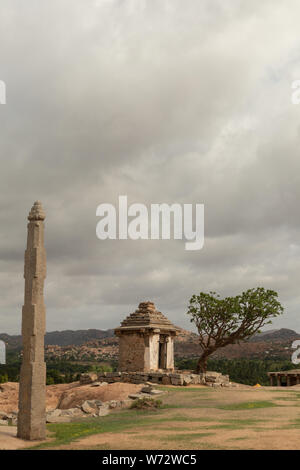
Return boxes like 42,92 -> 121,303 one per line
196,355 -> 208,374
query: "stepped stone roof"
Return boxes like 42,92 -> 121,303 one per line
117,301 -> 177,332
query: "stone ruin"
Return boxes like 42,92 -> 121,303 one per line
111,301 -> 231,387
115,301 -> 178,372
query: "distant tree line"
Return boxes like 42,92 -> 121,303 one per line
176,358 -> 299,386
0,356 -> 117,385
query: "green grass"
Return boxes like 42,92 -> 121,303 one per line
29,410 -> 161,449
272,396 -> 299,401
162,432 -> 215,442
230,436 -> 248,441
218,401 -> 280,411
223,418 -> 264,424
281,418 -> 300,430
28,411 -> 214,449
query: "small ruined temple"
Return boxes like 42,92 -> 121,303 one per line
115,301 -> 178,372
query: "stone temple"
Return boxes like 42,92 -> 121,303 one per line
115,301 -> 178,372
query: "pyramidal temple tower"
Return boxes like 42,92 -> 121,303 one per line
17,201 -> 46,440
115,301 -> 178,372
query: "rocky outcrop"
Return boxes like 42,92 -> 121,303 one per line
45,384 -> 165,423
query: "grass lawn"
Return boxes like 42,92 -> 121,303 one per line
28,385 -> 300,450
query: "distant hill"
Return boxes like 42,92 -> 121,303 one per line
1,327 -> 299,361
44,329 -> 115,346
0,328 -> 115,350
249,328 -> 299,343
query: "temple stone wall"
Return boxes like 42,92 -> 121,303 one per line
93,370 -> 230,387
118,333 -> 147,372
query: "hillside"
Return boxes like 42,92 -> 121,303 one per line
1,327 -> 299,361
0,329 -> 115,350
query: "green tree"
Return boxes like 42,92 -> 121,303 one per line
187,287 -> 284,373
0,373 -> 8,383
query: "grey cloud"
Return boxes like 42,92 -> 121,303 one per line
0,0 -> 300,334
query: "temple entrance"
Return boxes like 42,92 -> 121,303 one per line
158,336 -> 168,369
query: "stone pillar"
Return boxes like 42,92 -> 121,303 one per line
296,376 -> 300,385
276,375 -> 281,387
17,201 -> 47,441
269,375 -> 274,386
287,375 -> 291,387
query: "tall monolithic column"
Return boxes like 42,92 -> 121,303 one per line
17,201 -> 46,440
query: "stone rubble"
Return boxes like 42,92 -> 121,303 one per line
96,370 -> 230,387
80,372 -> 98,385
42,385 -> 165,423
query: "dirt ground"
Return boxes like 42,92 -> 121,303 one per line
1,383 -> 300,450
56,385 -> 300,450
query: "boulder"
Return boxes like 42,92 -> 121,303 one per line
81,399 -> 102,414
149,389 -> 164,395
141,386 -> 153,394
128,393 -> 143,399
46,407 -> 86,423
98,404 -> 110,417
108,400 -> 118,409
81,401 -> 95,414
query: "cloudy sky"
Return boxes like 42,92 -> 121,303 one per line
1,0 -> 300,335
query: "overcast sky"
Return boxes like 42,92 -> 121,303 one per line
1,0 -> 300,335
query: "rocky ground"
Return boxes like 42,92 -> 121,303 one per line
0,380 -> 165,427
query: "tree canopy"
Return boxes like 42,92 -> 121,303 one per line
187,287 -> 284,373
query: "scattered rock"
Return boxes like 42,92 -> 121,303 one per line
119,399 -> 132,408
141,386 -> 153,394
80,373 -> 98,385
46,414 -> 69,424
98,404 -> 110,417
81,400 -> 102,414
148,389 -> 164,395
108,400 -> 118,409
128,393 -> 143,400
